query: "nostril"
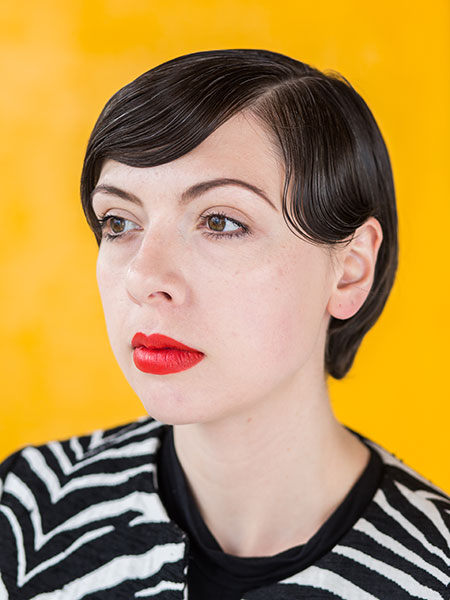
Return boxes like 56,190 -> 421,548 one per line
149,291 -> 172,300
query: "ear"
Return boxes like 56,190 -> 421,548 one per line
327,217 -> 383,320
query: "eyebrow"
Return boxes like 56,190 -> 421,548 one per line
91,178 -> 277,211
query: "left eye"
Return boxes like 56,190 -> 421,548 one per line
200,213 -> 250,239
206,215 -> 239,233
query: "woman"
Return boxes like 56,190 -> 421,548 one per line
0,49 -> 448,599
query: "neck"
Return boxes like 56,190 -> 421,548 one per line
173,376 -> 369,557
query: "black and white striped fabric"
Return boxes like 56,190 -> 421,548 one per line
0,416 -> 448,599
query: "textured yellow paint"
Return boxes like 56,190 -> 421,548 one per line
1,1 -> 449,491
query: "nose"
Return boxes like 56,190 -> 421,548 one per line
125,228 -> 187,306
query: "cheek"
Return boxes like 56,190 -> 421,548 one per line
213,254 -> 329,371
96,258 -> 116,312
96,256 -> 129,342
96,246 -> 130,300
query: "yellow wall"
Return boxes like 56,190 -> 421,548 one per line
1,1 -> 449,492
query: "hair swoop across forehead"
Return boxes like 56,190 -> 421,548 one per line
80,48 -> 398,379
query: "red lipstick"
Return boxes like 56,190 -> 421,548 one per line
131,333 -> 204,375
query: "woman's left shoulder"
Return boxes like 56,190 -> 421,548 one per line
362,436 -> 450,548
366,437 -> 449,500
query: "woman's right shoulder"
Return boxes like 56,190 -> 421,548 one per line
0,415 -> 166,502
0,417 -> 182,598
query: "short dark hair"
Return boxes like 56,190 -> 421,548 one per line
80,49 -> 398,379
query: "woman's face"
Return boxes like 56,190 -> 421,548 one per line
93,112 -> 337,425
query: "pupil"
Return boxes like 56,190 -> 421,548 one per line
111,217 -> 125,234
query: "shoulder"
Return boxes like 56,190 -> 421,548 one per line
0,416 -> 169,521
364,436 -> 450,524
0,416 -> 171,537
0,416 -> 167,505
0,417 -> 186,598
346,437 -> 450,595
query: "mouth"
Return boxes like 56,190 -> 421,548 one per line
131,333 -> 204,375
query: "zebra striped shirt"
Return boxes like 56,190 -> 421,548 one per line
0,416 -> 448,599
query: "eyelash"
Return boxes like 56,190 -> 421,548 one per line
96,212 -> 251,242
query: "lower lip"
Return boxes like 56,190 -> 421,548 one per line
133,347 -> 204,375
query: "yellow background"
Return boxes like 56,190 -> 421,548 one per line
1,1 -> 449,492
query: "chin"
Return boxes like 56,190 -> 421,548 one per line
137,390 -> 217,427
141,407 -> 216,427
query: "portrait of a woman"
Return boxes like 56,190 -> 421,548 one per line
0,49 -> 448,599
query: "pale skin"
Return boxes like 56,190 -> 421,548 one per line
92,111 -> 383,557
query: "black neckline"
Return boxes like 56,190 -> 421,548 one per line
156,425 -> 384,595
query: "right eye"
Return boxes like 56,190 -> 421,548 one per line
97,215 -> 140,241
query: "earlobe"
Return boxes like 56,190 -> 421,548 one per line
327,217 -> 383,320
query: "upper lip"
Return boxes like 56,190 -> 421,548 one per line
131,332 -> 203,353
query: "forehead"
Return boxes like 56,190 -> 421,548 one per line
96,112 -> 285,205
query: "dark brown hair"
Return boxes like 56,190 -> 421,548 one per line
80,49 -> 398,379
